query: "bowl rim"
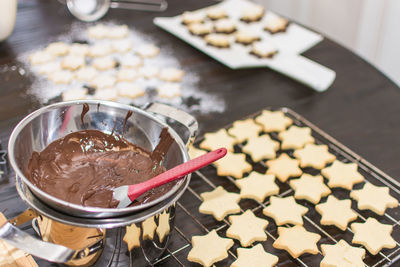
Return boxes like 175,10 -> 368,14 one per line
8,100 -> 190,217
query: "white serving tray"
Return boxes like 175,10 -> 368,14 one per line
154,0 -> 336,92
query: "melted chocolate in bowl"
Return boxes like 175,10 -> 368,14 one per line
25,128 -> 175,208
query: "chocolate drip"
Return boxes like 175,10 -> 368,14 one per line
26,129 -> 176,208
81,103 -> 89,127
123,110 -> 133,133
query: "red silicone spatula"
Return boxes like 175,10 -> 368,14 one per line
113,148 -> 227,208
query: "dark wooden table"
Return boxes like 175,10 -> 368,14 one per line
1,0 -> 400,266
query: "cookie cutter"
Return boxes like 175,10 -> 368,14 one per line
58,0 -> 168,22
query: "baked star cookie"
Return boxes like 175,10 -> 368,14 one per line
321,160 -> 364,190
264,16 -> 289,34
199,186 -> 240,221
38,61 -> 61,75
240,5 -> 265,23
48,70 -> 74,84
213,151 -> 252,178
214,19 -> 236,34
29,50 -> 54,65
157,83 -> 181,98
294,144 -> 336,169
188,145 -> 207,159
75,66 -> 98,82
255,110 -> 292,132
251,42 -> 278,58
116,68 -> 139,82
93,88 -> 118,101
139,66 -> 159,79
187,229 -> 234,267
242,135 -> 279,162
227,210 -> 268,247
181,11 -> 204,25
289,174 -> 331,204
321,240 -> 365,267
188,22 -> 213,36
88,43 -> 113,57
123,224 -> 141,251
91,74 -> 116,89
45,42 -> 70,56
266,153 -> 302,182
315,195 -> 357,231
120,55 -> 142,69
156,210 -> 170,242
273,225 -> 321,258
117,83 -> 145,99
235,30 -> 261,45
232,244 -> 278,267
106,24 -> 129,39
350,183 -> 398,215
92,56 -> 117,70
206,6 -> 227,20
159,67 -> 185,82
351,218 -> 396,255
88,24 -> 109,39
136,44 -> 160,58
142,216 -> 156,240
278,125 -> 315,150
236,171 -> 279,202
62,87 -> 88,101
263,196 -> 308,226
200,129 -> 237,152
69,43 -> 89,56
112,39 -> 133,53
61,55 -> 85,70
227,118 -> 263,143
205,33 -> 231,48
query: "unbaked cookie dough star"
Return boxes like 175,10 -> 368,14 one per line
200,129 -> 237,152
273,225 -> 321,258
242,135 -> 280,162
351,218 -> 396,255
266,153 -> 302,182
227,119 -> 263,143
278,125 -> 315,150
321,160 -> 364,190
226,210 -> 269,247
123,224 -> 141,251
263,196 -> 308,225
315,195 -> 357,231
231,244 -> 279,267
255,110 -> 292,132
350,183 -> 398,215
321,239 -> 366,267
294,144 -> 336,169
213,151 -> 252,178
289,174 -> 331,204
236,172 -> 279,202
187,229 -> 234,267
199,186 -> 241,221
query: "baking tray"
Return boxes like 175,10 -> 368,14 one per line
155,107 -> 400,266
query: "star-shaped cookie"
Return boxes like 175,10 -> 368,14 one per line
156,210 -> 170,243
273,225 -> 321,258
266,153 -> 302,182
315,195 -> 357,231
289,174 -> 331,204
236,171 -> 279,202
123,224 -> 141,251
278,126 -> 315,150
231,244 -> 279,267
228,118 -> 263,143
226,210 -> 269,247
242,135 -> 280,162
321,239 -> 365,267
200,129 -> 237,152
213,152 -> 252,178
199,186 -> 241,221
263,196 -> 308,225
294,144 -> 336,169
142,216 -> 156,240
351,218 -> 396,255
188,145 -> 207,159
321,160 -> 364,190
187,229 -> 234,267
255,110 -> 292,132
350,183 -> 398,215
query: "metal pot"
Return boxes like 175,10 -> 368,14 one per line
0,101 -> 197,265
8,101 -> 197,218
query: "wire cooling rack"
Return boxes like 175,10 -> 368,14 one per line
154,107 -> 400,266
